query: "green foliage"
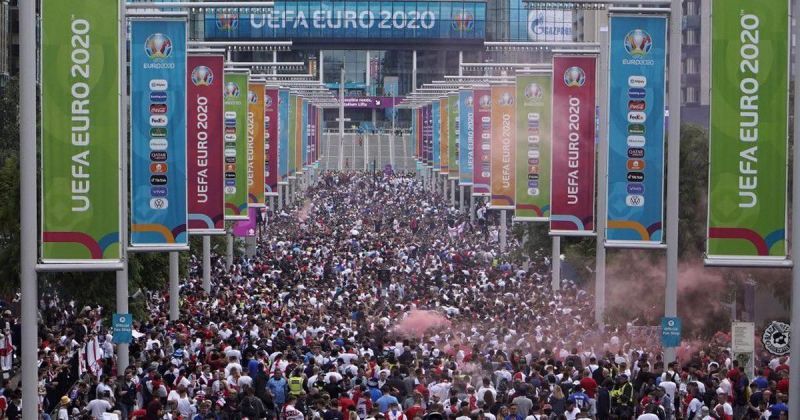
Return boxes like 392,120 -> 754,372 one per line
0,156 -> 20,296
676,124 -> 710,259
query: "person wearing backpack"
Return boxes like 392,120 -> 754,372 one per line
241,386 -> 267,419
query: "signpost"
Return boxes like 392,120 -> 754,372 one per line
732,321 -> 755,378
661,317 -> 681,348
112,313 -> 133,344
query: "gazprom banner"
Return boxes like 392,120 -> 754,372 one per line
515,73 -> 551,222
265,88 -> 279,195
41,0 -> 121,264
707,0 -> 789,263
606,15 -> 666,247
278,88 -> 290,184
205,1 -> 486,41
472,88 -> 491,196
223,71 -> 249,220
187,55 -> 225,235
458,90 -> 474,185
130,19 -> 188,249
510,1 -> 573,42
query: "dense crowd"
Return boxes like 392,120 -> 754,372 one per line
0,171 -> 792,420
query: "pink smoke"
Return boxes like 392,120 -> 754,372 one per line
297,200 -> 312,222
393,310 -> 452,339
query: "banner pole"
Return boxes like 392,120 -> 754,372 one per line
450,179 -> 456,207
664,0 -> 683,364
169,252 -> 179,321
115,0 -> 130,375
460,185 -> 465,211
469,187 -> 475,222
202,235 -> 211,293
552,236 -> 561,291
364,133 -> 369,171
500,210 -> 507,253
226,229 -> 233,269
789,0 -> 800,413
20,0 -> 38,414
594,11 -> 610,331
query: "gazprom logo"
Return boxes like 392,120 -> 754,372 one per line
144,33 -> 173,60
527,11 -> 572,40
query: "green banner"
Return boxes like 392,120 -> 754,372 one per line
41,0 -> 120,262
448,92 -> 459,180
515,73 -> 552,221
224,71 -> 249,220
707,0 -> 788,260
288,94 -> 297,176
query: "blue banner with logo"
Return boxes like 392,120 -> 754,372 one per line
205,1 -> 485,41
606,15 -> 667,246
130,19 -> 188,249
278,88 -> 290,183
458,90 -> 474,185
432,101 -> 441,169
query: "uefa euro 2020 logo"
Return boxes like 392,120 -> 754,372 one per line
191,66 -> 214,87
248,90 -> 258,104
144,33 -> 173,60
265,95 -> 273,107
524,83 -> 544,101
465,95 -> 473,108
451,11 -> 474,32
225,82 -> 240,99
563,66 -> 586,88
479,95 -> 491,110
624,29 -> 652,57
217,13 -> 239,31
498,92 -> 514,106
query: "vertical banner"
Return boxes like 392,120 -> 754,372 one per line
448,93 -> 459,180
473,88 -> 492,196
265,87 -> 279,196
247,83 -> 266,207
41,0 -> 121,263
490,84 -> 516,209
130,19 -> 188,249
423,105 -> 431,165
459,90 -> 474,186
301,99 -> 309,169
223,71 -> 249,220
707,0 -> 789,262
550,56 -> 597,235
606,15 -> 667,246
515,73 -> 552,221
278,89 -> 290,184
440,97 -> 450,175
432,101 -> 441,171
288,94 -> 297,176
187,55 -> 225,235
294,96 -> 304,174
233,207 -> 257,237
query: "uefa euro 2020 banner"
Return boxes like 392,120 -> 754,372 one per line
606,15 -> 667,247
550,55 -> 597,236
472,88 -> 492,196
247,83 -> 266,207
459,90 -> 474,185
432,100 -> 441,170
130,19 -> 188,250
707,0 -> 789,263
514,73 -> 551,222
448,93 -> 459,180
489,84 -> 516,209
278,88 -> 290,184
41,0 -> 121,263
223,71 -> 249,220
440,97 -> 450,175
265,88 -> 279,195
187,55 -> 225,235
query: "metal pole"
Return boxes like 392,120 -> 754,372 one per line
663,0 -> 682,364
500,210 -> 507,253
169,252 -> 179,321
20,0 -> 38,413
115,0 -> 130,376
202,235 -> 211,292
459,185 -> 465,212
469,187 -> 475,222
278,184 -> 284,210
364,132 -> 369,171
552,236 -> 561,291
412,50 -> 418,90
594,10 -> 610,331
788,0 -> 800,414
339,67 -> 345,171
245,236 -> 256,257
226,230 -> 233,269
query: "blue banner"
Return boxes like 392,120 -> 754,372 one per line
606,15 -> 667,245
278,88 -> 290,183
432,101 -> 440,169
130,19 -> 188,249
205,1 -> 486,41
459,90 -> 474,185
112,313 -> 133,344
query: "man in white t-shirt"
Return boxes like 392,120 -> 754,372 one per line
84,394 -> 112,419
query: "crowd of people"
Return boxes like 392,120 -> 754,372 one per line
0,171 -> 792,420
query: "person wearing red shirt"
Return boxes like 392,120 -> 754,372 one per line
579,370 -> 598,399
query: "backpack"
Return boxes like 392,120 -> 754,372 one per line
242,396 -> 260,418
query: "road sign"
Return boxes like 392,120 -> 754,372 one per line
112,313 -> 133,344
661,317 -> 681,348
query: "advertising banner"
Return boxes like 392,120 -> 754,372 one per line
423,105 -> 431,165
287,93 -> 297,177
515,73 -> 551,221
440,97 -> 449,174
247,83 -> 266,207
187,55 -> 225,235
473,88 -> 492,196
458,90 -> 474,185
448,93 -> 459,180
130,19 -> 188,249
707,0 -> 789,262
278,88 -> 289,183
233,207 -> 257,237
301,99 -> 309,169
432,101 -> 441,170
490,84 -> 516,209
294,96 -> 304,174
41,0 -> 121,263
223,71 -> 249,220
606,15 -> 667,246
550,55 -> 597,235
265,88 -> 279,195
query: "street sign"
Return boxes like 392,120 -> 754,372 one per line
661,317 -> 681,348
112,313 -> 133,344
